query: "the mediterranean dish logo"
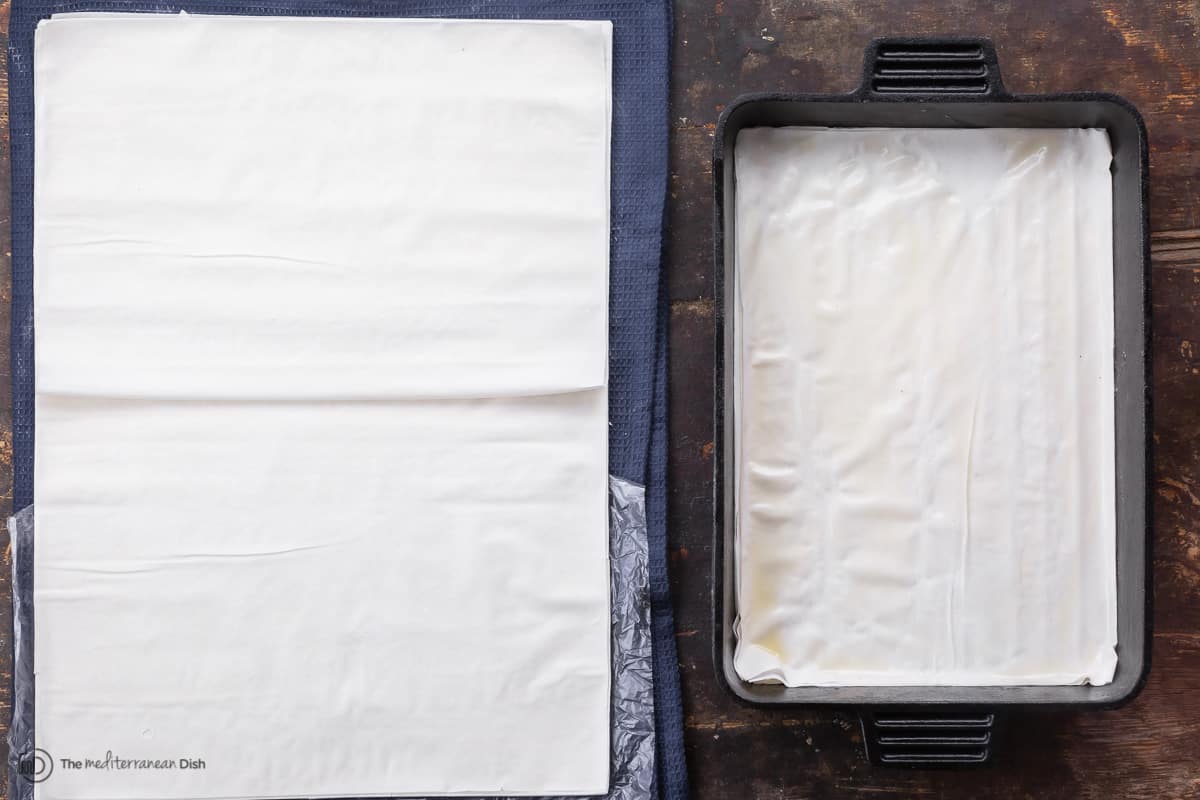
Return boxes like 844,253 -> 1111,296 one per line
17,750 -> 207,783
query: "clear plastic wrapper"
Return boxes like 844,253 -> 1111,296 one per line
8,505 -> 36,800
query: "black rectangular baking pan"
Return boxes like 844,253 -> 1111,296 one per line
712,37 -> 1151,765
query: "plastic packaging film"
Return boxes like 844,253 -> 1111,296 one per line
733,127 -> 1118,688
8,479 -> 655,800
8,508 -> 35,800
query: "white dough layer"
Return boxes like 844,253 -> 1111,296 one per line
733,127 -> 1117,687
34,13 -> 612,800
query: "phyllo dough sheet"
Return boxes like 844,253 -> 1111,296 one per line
33,13 -> 612,800
733,128 -> 1117,688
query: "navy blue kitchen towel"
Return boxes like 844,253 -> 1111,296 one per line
8,2 -> 686,798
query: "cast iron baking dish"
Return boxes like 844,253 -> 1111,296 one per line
712,37 -> 1151,765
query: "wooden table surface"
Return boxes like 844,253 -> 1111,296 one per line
666,1 -> 1200,798
1,0 -> 1199,798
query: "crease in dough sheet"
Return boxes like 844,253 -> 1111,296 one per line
33,12 -> 613,800
732,127 -> 1118,688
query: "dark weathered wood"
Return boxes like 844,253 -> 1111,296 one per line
1,0 -> 1199,797
668,0 -> 1200,797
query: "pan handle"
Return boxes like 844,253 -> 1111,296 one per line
858,37 -> 1006,99
859,709 -> 1003,766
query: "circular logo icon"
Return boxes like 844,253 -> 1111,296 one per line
17,748 -> 53,783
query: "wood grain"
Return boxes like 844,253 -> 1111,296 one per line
1,0 -> 1199,798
